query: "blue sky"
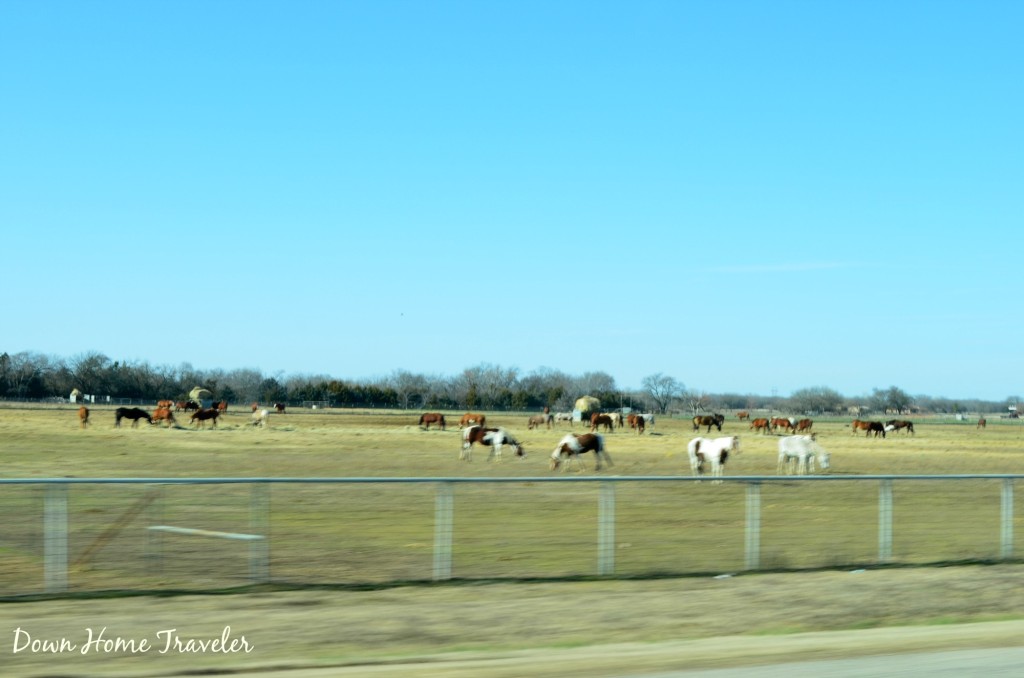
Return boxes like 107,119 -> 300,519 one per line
1,1 -> 1021,401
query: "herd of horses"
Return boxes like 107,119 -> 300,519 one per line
83,399 -> 286,430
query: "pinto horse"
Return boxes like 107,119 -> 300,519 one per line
460,425 -> 524,461
885,419 -> 915,435
191,408 -> 220,428
692,413 -> 724,433
687,436 -> 740,483
550,433 -> 613,471
115,407 -> 152,428
419,412 -> 446,430
274,403 -> 286,414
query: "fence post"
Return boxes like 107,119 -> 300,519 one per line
44,483 -> 68,593
1001,479 -> 1014,560
879,479 -> 893,563
250,482 -> 270,582
598,482 -> 616,576
745,482 -> 761,570
433,482 -> 453,581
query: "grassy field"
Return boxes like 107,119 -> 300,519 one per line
2,404 -> 1024,676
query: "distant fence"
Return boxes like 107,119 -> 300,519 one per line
1,475 -> 1021,597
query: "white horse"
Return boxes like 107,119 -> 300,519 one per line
777,434 -> 830,475
550,433 -> 613,471
687,436 -> 740,483
251,408 -> 270,428
460,425 -> 525,462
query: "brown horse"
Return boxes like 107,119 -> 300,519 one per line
771,417 -> 796,434
152,407 -> 177,427
528,414 -> 553,430
419,412 -> 446,430
692,414 -> 724,433
749,418 -> 771,434
216,400 -> 228,413
157,399 -> 174,410
795,418 -> 813,433
886,419 -> 915,435
736,411 -> 750,421
978,417 -> 987,429
590,413 -> 614,432
851,419 -> 885,437
191,408 -> 220,428
274,403 -> 286,414
115,407 -> 152,428
78,406 -> 90,429
459,412 -> 486,429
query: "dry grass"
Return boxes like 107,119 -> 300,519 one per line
3,405 -> 1024,676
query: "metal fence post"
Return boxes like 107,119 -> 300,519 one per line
879,479 -> 893,563
1001,479 -> 1014,560
433,482 -> 453,581
598,482 -> 616,576
44,483 -> 68,593
745,482 -> 761,570
250,482 -> 270,582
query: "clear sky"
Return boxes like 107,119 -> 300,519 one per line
1,1 -> 1020,401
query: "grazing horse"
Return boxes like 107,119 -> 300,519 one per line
252,409 -> 270,427
216,400 -> 228,413
692,413 -> 724,433
851,419 -> 886,438
771,417 -> 796,434
174,401 -> 189,412
527,414 -> 553,430
181,401 -> 200,413
78,406 -> 90,429
460,425 -> 525,461
749,418 -> 771,434
978,417 -> 987,429
151,407 -> 176,427
553,412 -> 573,425
795,418 -> 813,433
687,436 -> 740,483
419,412 -> 446,430
633,414 -> 646,435
190,408 -> 220,428
274,403 -> 286,414
550,433 -> 613,471
777,434 -> 830,475
736,411 -> 750,421
590,413 -> 614,432
886,419 -> 915,435
459,412 -> 486,429
115,407 -> 152,428
605,412 -> 623,428
251,402 -> 260,412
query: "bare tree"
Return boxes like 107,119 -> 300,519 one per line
641,373 -> 684,414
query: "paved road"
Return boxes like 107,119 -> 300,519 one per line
635,646 -> 1024,677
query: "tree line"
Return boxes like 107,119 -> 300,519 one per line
0,351 -> 1016,416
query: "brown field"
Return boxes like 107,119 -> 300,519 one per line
2,405 -> 1024,676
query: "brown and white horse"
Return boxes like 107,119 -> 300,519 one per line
460,425 -> 525,461
419,412 -> 446,430
550,433 -> 613,471
687,436 -> 740,483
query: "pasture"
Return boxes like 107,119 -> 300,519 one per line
3,405 -> 1024,675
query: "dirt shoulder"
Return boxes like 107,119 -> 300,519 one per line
3,564 -> 1024,677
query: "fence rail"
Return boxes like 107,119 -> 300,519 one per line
0,475 -> 1020,596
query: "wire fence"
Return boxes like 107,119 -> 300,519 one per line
0,475 -> 1020,597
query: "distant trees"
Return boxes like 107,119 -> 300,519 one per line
641,373 -> 684,414
788,386 -> 845,414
